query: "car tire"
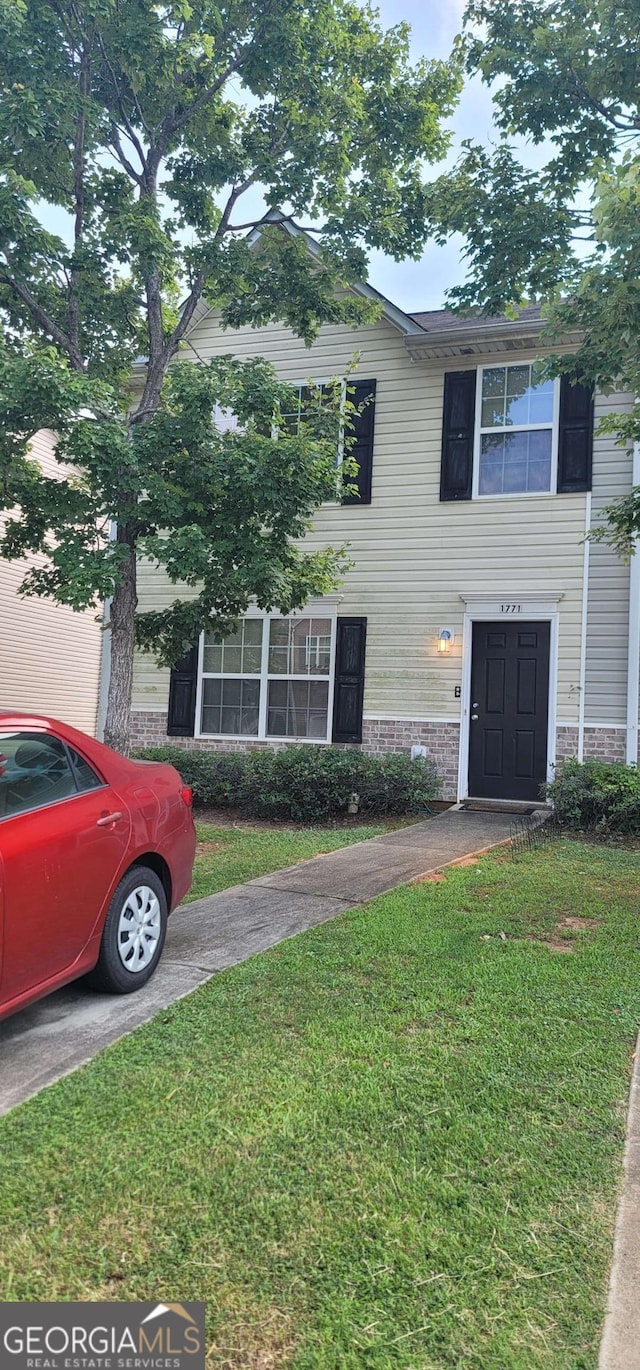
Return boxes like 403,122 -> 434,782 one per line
87,865 -> 168,994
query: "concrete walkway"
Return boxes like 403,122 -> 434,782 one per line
599,1031 -> 640,1370
0,807 -> 518,1115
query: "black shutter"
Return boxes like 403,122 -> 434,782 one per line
557,375 -> 594,493
440,370 -> 476,501
167,646 -> 198,737
343,380 -> 376,505
332,617 -> 367,744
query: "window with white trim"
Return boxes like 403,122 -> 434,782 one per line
475,362 -> 558,496
280,385 -> 312,435
277,382 -> 347,476
198,615 -> 336,741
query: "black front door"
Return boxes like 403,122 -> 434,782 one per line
468,621 -> 550,801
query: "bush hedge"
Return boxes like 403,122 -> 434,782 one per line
546,758 -> 640,834
134,745 -> 441,821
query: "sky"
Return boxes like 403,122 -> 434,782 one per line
369,0 -> 493,310
230,0 -> 503,311
38,0 -> 511,314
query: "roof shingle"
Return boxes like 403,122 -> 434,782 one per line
409,304 -> 542,332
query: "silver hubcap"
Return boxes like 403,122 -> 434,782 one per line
117,885 -> 162,974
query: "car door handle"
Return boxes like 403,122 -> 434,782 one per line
96,811 -> 123,827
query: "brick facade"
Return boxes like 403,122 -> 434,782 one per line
583,725 -> 627,762
130,709 -> 462,798
361,718 -> 460,799
555,726 -> 579,761
554,724 -> 627,764
130,710 -> 285,753
129,709 -> 630,803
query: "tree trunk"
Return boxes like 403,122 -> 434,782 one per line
103,532 -> 137,754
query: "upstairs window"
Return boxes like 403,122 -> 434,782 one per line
279,384 -> 323,436
278,380 -> 376,505
475,363 -> 558,497
277,383 -> 345,461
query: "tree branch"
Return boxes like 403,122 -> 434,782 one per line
157,50 -> 245,147
156,167 -> 264,369
568,68 -> 640,132
215,170 -> 263,240
135,126 -> 280,417
0,266 -> 82,368
95,29 -> 147,172
170,272 -> 206,347
107,123 -> 144,185
226,217 -> 325,233
68,35 -> 92,356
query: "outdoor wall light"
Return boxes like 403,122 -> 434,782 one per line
437,628 -> 455,654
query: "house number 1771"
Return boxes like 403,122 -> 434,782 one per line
500,604 -> 522,613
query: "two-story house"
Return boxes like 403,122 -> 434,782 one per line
126,220 -> 638,802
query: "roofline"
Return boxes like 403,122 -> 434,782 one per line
409,316 -> 542,347
353,276 -> 427,336
402,316 -> 577,361
132,305 -> 562,374
132,212 -> 426,372
134,210 -> 572,363
243,208 -> 427,336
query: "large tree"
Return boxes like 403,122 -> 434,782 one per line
0,0 -> 460,751
426,0 -> 640,551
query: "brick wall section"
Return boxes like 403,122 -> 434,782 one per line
130,711 -> 368,756
362,718 -> 460,799
130,710 -> 461,798
130,710 -> 630,801
554,724 -> 627,764
555,726 -> 579,761
130,711 -> 286,753
583,726 -> 627,762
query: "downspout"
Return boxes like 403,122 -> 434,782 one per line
577,491 -> 592,762
625,439 -> 640,765
96,520 -> 117,742
96,598 -> 111,742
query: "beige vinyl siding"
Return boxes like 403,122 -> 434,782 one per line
0,430 -> 102,735
134,311 -> 587,729
584,391 -> 634,727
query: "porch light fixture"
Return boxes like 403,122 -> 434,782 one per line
437,628 -> 455,654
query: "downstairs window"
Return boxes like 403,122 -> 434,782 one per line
197,614 -> 336,742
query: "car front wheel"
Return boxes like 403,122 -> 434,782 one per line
87,866 -> 168,994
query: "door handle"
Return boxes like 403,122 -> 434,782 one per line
471,714 -> 479,721
96,811 -> 123,827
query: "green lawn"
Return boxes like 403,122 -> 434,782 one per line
188,817 -> 403,900
0,839 -> 638,1369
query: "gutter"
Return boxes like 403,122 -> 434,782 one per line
404,323 -> 581,362
626,438 -> 640,765
406,319 -> 543,357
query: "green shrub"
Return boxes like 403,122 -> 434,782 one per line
133,745 -> 441,821
133,747 -> 246,809
546,758 -> 640,833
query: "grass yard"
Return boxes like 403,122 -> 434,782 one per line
0,839 -> 638,1369
188,818 -> 403,900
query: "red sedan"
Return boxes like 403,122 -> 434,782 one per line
0,712 -> 196,1022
